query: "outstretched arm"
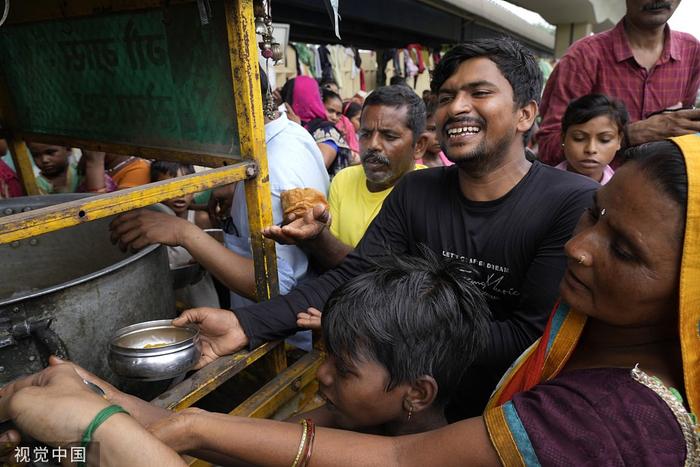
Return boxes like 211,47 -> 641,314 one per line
263,203 -> 353,272
151,409 -> 499,467
110,209 -> 258,300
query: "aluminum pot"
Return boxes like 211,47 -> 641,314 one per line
0,195 -> 176,398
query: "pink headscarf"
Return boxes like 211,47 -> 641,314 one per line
291,76 -> 327,124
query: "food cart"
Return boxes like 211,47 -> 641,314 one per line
0,0 -> 323,453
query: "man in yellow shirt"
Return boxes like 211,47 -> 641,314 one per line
264,85 -> 427,270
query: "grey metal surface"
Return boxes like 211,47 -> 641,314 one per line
0,195 -> 176,398
108,319 -> 200,381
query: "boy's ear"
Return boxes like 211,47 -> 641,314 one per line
404,375 -> 438,414
414,134 -> 429,161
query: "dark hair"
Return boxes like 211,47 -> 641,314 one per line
323,248 -> 491,406
320,78 -> 338,88
280,78 -> 295,106
343,101 -> 362,119
321,88 -> 342,105
363,86 -> 427,142
150,160 -> 194,182
259,66 -> 270,98
562,94 -> 629,146
389,75 -> 408,87
424,95 -> 438,118
431,37 -> 543,108
623,140 -> 688,232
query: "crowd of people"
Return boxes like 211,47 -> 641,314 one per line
1,0 -> 700,465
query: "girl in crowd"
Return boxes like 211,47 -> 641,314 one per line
281,76 -> 352,177
418,97 -> 453,168
557,93 -> 628,184
343,101 -> 362,133
3,136 -> 698,465
321,89 -> 359,164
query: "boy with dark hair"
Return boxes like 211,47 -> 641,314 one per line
304,249 -> 490,434
175,37 -> 599,420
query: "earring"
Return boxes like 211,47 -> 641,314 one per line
577,254 -> 586,264
406,405 -> 413,422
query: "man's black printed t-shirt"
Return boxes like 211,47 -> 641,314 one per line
234,161 -> 598,418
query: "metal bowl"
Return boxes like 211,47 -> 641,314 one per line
108,319 -> 200,381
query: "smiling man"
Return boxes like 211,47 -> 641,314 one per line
537,0 -> 700,165
177,38 -> 599,420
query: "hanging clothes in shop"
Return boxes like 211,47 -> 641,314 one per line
328,45 -> 346,89
293,43 -> 317,77
404,50 -> 419,78
406,44 -> 425,74
392,49 -> 403,77
313,46 -> 323,79
318,45 -> 334,83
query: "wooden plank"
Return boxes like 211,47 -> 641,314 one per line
188,351 -> 324,467
231,350 -> 323,419
227,0 -> 280,302
151,341 -> 281,411
0,162 -> 254,243
19,132 -> 243,168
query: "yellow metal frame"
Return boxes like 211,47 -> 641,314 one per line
0,0 -> 325,426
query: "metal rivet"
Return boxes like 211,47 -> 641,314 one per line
10,241 -> 20,248
0,366 -> 4,372
29,238 -> 38,246
291,378 -> 302,391
28,355 -> 36,361
12,307 -> 19,313
3,208 -> 13,215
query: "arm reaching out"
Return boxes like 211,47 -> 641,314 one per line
110,209 -> 258,300
263,203 -> 353,272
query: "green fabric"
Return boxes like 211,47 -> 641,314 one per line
194,189 -> 212,205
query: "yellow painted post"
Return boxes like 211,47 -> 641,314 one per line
225,0 -> 279,303
7,141 -> 39,196
225,0 -> 287,377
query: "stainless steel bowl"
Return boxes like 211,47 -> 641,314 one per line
108,320 -> 200,381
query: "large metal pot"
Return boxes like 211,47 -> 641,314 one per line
0,195 -> 176,397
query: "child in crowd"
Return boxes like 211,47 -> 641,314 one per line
343,101 -> 362,132
557,94 -> 628,184
418,97 -> 453,168
322,88 -> 360,164
28,143 -> 115,194
293,250 -> 490,435
150,161 -> 219,309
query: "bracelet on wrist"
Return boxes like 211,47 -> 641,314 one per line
79,405 -> 129,466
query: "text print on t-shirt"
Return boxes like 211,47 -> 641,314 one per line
442,250 -> 520,300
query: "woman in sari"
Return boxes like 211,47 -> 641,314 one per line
281,76 -> 352,177
2,136 -> 699,465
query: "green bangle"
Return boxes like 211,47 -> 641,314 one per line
80,405 -> 130,450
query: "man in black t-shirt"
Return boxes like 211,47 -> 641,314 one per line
175,38 -> 599,419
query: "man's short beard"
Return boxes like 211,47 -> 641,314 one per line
444,134 -> 515,177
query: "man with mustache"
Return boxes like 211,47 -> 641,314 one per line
263,85 -> 428,271
537,0 -> 700,166
177,38 -> 598,420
